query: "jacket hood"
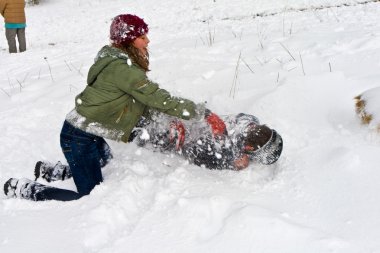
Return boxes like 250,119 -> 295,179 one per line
87,45 -> 131,85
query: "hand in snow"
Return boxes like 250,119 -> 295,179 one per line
233,154 -> 250,170
169,120 -> 186,151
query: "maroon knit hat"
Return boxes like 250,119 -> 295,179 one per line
110,14 -> 149,46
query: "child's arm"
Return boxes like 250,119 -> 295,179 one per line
204,109 -> 227,137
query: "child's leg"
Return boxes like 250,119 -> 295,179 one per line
35,131 -> 112,183
60,121 -> 104,196
97,138 -> 113,167
4,178 -> 81,201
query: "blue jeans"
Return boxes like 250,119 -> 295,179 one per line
34,121 -> 112,201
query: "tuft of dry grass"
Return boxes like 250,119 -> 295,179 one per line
354,95 -> 373,125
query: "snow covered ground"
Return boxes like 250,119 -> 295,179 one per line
1,0 -> 380,252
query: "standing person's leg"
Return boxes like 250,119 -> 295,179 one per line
17,28 -> 26,52
60,121 -> 106,196
5,29 -> 17,53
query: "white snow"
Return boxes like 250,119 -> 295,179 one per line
1,0 -> 380,252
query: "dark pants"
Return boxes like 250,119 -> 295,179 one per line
5,28 -> 26,53
32,184 -> 82,201
33,121 -> 112,201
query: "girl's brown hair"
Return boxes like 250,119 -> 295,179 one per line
112,43 -> 150,72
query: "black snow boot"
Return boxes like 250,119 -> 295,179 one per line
4,178 -> 48,201
3,178 -> 19,198
34,161 -> 72,182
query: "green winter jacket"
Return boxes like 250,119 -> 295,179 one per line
68,45 -> 197,142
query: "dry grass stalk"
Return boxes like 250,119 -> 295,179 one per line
241,57 -> 254,73
279,42 -> 296,61
70,62 -> 84,77
44,57 -> 54,82
229,52 -> 242,99
16,79 -> 23,92
299,52 -> 305,75
0,88 -> 11,97
64,60 -> 72,71
354,95 -> 373,125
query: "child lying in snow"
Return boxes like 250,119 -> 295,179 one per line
129,110 -> 283,170
33,111 -> 283,184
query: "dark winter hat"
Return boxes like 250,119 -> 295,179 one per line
248,129 -> 283,165
234,113 -> 283,164
235,113 -> 260,126
110,14 -> 149,46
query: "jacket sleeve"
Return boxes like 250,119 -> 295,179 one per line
0,0 -> 6,17
115,63 -> 197,120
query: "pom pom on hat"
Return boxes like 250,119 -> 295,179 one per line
110,14 -> 149,46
